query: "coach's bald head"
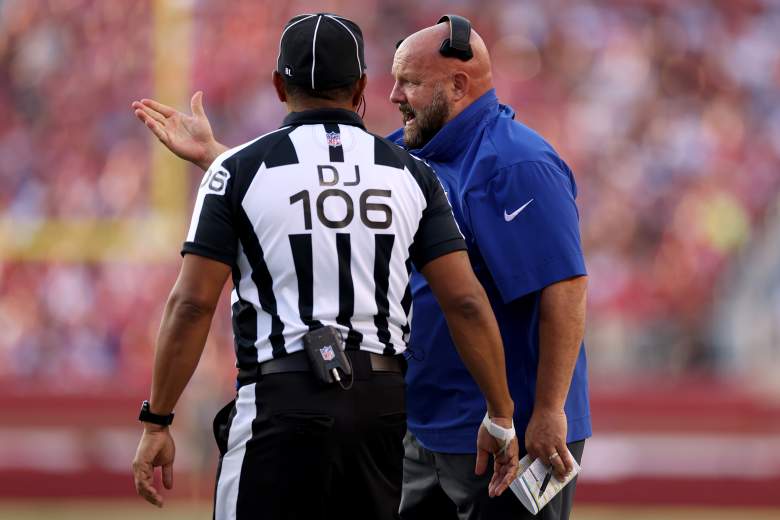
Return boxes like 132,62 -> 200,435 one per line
390,21 -> 493,148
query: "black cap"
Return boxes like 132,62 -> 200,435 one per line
277,13 -> 366,90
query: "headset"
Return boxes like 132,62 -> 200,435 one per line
437,14 -> 474,61
395,14 -> 474,62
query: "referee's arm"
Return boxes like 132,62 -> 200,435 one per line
420,250 -> 518,497
132,254 -> 230,507
149,254 -> 230,415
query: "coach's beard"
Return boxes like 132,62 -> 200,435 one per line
400,86 -> 450,150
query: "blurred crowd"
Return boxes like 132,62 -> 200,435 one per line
1,0 -> 779,390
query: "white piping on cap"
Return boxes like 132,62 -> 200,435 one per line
325,14 -> 362,76
311,15 -> 323,89
276,14 -> 316,73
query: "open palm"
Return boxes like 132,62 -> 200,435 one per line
132,91 -> 222,170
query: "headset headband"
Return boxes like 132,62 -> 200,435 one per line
437,14 -> 473,61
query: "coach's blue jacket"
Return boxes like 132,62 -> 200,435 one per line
388,89 -> 591,453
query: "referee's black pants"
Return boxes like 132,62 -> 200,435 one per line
212,354 -> 406,520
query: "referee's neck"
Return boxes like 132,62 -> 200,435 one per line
273,72 -> 366,115
285,99 -> 356,113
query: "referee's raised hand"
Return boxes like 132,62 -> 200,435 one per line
132,425 -> 176,508
131,91 -> 227,171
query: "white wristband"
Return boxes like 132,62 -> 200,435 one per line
482,412 -> 516,453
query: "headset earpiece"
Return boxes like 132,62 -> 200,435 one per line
437,14 -> 473,61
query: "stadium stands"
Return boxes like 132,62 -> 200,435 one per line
1,0 -> 779,506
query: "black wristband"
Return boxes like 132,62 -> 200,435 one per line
138,400 -> 174,426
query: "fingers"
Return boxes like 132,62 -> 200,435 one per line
524,426 -> 570,478
490,471 -> 512,497
549,449 -> 568,480
488,472 -> 502,497
133,102 -> 166,125
488,455 -> 514,497
191,91 -> 206,118
134,110 -> 169,144
560,446 -> 575,475
498,465 -> 516,494
132,461 -> 163,508
488,438 -> 518,497
139,98 -> 176,118
488,466 -> 506,496
474,448 -> 489,476
162,462 -> 174,490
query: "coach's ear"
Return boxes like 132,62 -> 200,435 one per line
272,71 -> 288,103
450,71 -> 469,103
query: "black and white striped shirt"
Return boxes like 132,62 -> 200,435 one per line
183,109 -> 465,378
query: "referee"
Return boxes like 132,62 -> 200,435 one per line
131,14 -> 518,520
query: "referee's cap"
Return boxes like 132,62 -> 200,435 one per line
277,13 -> 366,91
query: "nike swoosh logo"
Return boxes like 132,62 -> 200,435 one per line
504,199 -> 534,222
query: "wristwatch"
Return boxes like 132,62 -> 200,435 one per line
138,400 -> 174,426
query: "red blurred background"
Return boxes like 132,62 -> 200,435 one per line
1,0 -> 779,515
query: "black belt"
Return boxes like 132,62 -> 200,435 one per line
259,350 -> 402,376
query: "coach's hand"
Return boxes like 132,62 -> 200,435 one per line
131,91 -> 226,171
475,417 -> 519,497
132,425 -> 176,508
525,407 -> 574,480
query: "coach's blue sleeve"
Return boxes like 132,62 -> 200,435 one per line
465,160 -> 586,303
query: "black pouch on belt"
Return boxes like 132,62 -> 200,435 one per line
302,326 -> 353,384
212,399 -> 236,456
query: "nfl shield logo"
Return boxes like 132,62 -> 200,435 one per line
325,131 -> 341,148
319,345 -> 335,361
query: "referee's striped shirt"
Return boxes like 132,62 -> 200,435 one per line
183,108 -> 466,381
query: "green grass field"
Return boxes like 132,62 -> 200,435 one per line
1,502 -> 778,520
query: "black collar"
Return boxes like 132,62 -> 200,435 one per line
281,108 -> 366,130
